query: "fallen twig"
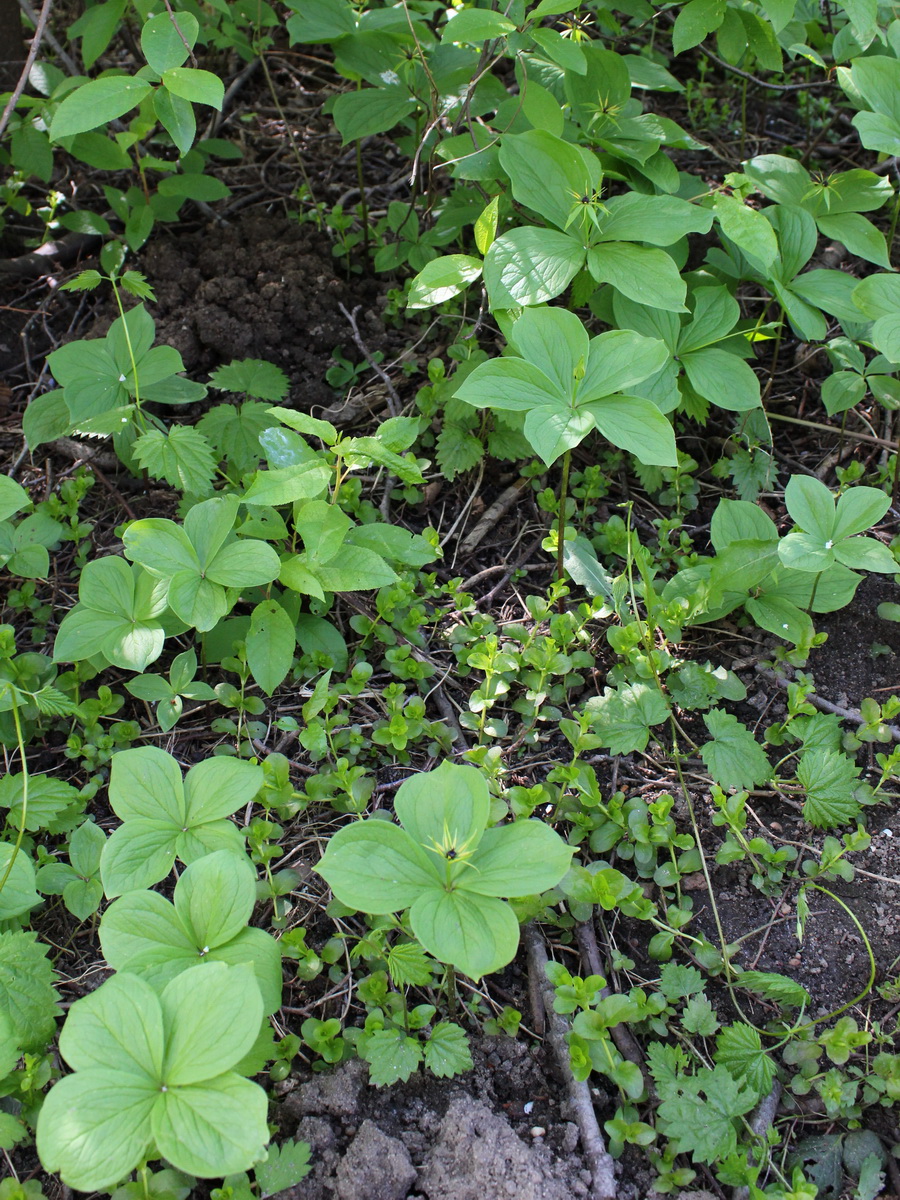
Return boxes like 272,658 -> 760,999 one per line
756,666 -> 900,742
458,477 -> 530,557
733,1080 -> 782,1200
575,920 -> 645,1070
524,924 -> 618,1200
338,302 -> 401,416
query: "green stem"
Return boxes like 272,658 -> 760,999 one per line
555,449 -> 572,611
0,695 -> 28,897
110,277 -> 148,434
445,964 -> 457,1018
356,135 -> 370,262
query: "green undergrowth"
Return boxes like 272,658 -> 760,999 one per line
2,0 -> 900,1197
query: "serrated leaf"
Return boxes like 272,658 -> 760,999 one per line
735,969 -> 810,1009
716,1023 -> 775,1099
133,426 -> 217,495
361,1029 -> 423,1086
423,1022 -> 473,1078
255,1140 -> 312,1196
0,930 -> 60,1049
656,1064 -> 756,1163
209,359 -> 289,401
700,710 -> 771,789
796,748 -> 862,827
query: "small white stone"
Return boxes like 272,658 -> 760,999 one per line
530,1127 -> 545,1138
523,1101 -> 534,1115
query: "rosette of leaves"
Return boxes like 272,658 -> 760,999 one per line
778,477 -> 896,575
607,286 -> 761,417
53,556 -> 169,671
316,760 -> 573,980
35,963 -> 269,1190
742,155 -> 893,268
36,819 -> 106,921
100,850 -> 282,1013
123,493 -> 281,632
126,648 -> 217,731
709,200 -> 864,342
0,477 -> 64,580
99,746 -> 263,897
453,306 -> 675,468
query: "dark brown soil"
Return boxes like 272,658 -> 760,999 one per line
140,216 -> 390,411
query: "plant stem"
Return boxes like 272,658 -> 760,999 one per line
445,963 -> 457,1017
356,135 -> 370,262
0,694 -> 28,897
555,448 -> 572,611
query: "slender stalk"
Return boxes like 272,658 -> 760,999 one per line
0,696 -> 28,896
555,449 -> 572,611
356,134 -> 370,261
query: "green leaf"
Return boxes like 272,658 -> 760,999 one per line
394,760 -> 490,853
0,844 -> 40,921
36,1069 -> 158,1190
316,821 -> 442,913
361,1028 -> 423,1086
332,86 -> 418,144
673,0 -> 726,54
700,710 -> 771,789
423,1023 -> 473,1078
0,477 -> 30,522
442,8 -> 516,41
255,1140 -> 312,1195
588,395 -> 678,466
284,0 -> 356,43
461,820 -> 574,897
100,749 -> 261,896
247,600 -> 295,695
598,193 -> 713,245
410,887 -> 521,980
50,76 -> 153,140
133,426 -> 217,495
682,348 -> 760,411
588,242 -> 687,312
716,1023 -> 776,1099
797,748 -> 862,827
209,359 -> 289,401
657,1064 -> 755,1162
407,255 -> 483,310
483,227 -> 585,308
784,474 -> 836,541
736,969 -> 809,1008
816,212 -> 890,268
715,193 -> 779,271
562,535 -> 616,600
23,389 -> 72,450
161,962 -> 263,1083
161,67 -> 224,108
0,930 -> 60,1049
141,11 -> 199,72
584,682 -> 670,753
151,1072 -> 269,1178
500,130 -> 599,232
242,462 -> 331,506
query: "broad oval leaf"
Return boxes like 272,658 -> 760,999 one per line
316,820 -> 442,914
410,888 -> 520,980
484,227 -> 585,308
394,761 -> 491,856
50,77 -> 153,140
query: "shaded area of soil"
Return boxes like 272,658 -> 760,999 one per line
276,1050 -> 590,1200
140,216 -> 389,411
